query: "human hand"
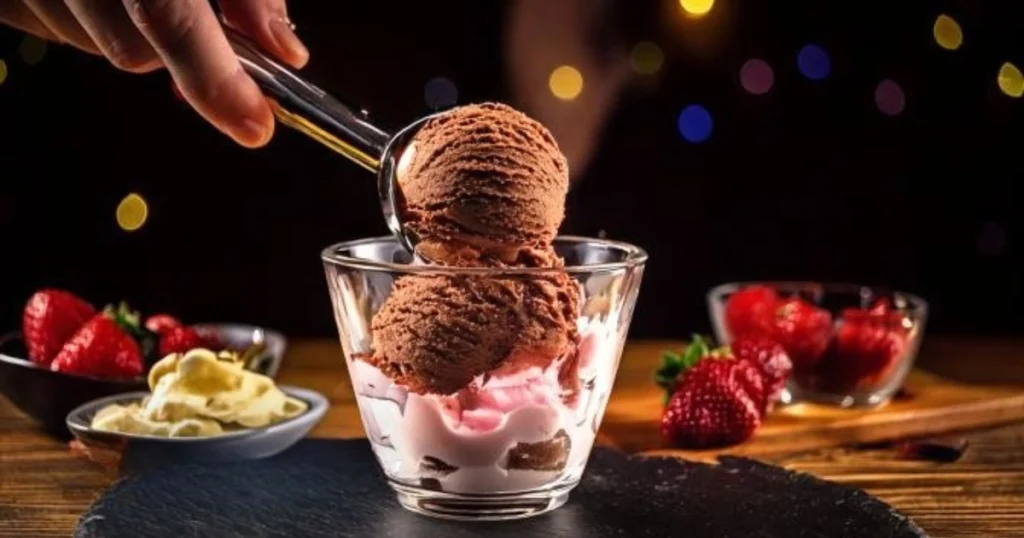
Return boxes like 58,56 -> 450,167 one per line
0,1 -> 309,148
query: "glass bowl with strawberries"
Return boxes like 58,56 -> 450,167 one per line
0,289 -> 288,438
707,282 -> 928,408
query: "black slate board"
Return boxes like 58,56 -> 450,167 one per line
75,439 -> 927,538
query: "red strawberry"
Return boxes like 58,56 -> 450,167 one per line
22,289 -> 96,366
731,337 -> 792,409
769,298 -> 833,369
868,297 -> 892,315
825,303 -> 909,390
196,326 -> 224,350
724,285 -> 778,339
842,298 -> 906,327
51,314 -> 143,379
144,314 -> 181,335
158,325 -> 216,356
661,358 -> 764,449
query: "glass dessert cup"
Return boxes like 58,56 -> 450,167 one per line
322,236 -> 647,521
708,281 -> 928,408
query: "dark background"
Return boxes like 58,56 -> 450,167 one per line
1,1 -> 1021,340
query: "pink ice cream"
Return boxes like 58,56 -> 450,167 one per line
350,317 -> 618,494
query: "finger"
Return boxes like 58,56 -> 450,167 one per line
0,2 -> 59,41
218,0 -> 308,68
21,0 -> 100,54
124,0 -> 273,147
65,0 -> 161,73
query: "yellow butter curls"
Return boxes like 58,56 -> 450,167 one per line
91,348 -> 307,438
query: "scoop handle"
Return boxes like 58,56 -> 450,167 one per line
223,24 -> 390,172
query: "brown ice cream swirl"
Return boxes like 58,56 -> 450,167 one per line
397,102 -> 570,266
369,273 -> 580,395
367,101 -> 583,396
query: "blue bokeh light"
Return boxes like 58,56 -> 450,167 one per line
677,104 -> 713,143
424,76 -> 458,109
797,44 -> 830,81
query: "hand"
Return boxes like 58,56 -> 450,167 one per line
0,1 -> 310,148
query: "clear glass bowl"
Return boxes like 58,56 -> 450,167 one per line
708,281 -> 928,408
322,236 -> 647,520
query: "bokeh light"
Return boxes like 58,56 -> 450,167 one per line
679,0 -> 714,17
677,104 -> 713,143
933,15 -> 963,51
797,44 -> 830,81
18,35 -> 47,65
424,76 -> 458,109
116,193 -> 149,232
997,62 -> 1023,98
739,59 -> 774,95
0,60 -> 7,87
630,41 -> 665,75
874,79 -> 906,116
549,65 -> 584,101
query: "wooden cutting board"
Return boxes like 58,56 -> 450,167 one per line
598,340 -> 1024,461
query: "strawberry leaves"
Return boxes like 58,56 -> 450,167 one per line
655,334 -> 728,405
101,301 -> 160,368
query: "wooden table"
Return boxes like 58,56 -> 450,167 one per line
2,337 -> 1023,537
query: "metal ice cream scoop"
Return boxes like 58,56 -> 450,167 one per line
225,25 -> 434,253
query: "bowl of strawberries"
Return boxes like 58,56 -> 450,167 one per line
707,281 -> 928,408
0,289 -> 287,438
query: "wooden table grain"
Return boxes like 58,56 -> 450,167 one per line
2,337 -> 1023,537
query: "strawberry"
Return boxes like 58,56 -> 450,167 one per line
196,326 -> 224,350
724,285 -> 778,339
656,335 -> 724,404
50,313 -> 143,379
731,336 -> 792,409
769,298 -> 833,369
158,325 -> 217,356
144,314 -> 181,335
660,358 -> 764,449
823,301 -> 910,390
22,289 -> 96,366
842,298 -> 906,327
657,335 -> 768,410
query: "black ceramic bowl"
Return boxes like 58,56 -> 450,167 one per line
0,324 -> 287,439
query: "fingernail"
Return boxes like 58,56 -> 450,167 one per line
238,118 -> 272,147
269,16 -> 309,68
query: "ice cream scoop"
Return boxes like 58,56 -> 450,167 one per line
225,26 -> 567,259
368,272 -> 580,395
224,25 -> 422,252
395,103 -> 569,266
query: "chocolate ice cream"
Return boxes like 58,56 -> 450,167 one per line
397,102 -> 570,266
365,101 -> 585,397
368,273 -> 580,395
506,429 -> 572,472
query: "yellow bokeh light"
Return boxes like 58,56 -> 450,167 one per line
18,35 -> 47,65
998,62 -> 1023,98
680,0 -> 714,17
0,60 -> 7,86
933,15 -> 963,51
548,65 -> 584,101
630,41 -> 665,75
116,193 -> 149,232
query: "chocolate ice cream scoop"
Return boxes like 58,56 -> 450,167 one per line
396,103 -> 570,266
227,27 -> 567,258
368,273 -> 580,395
